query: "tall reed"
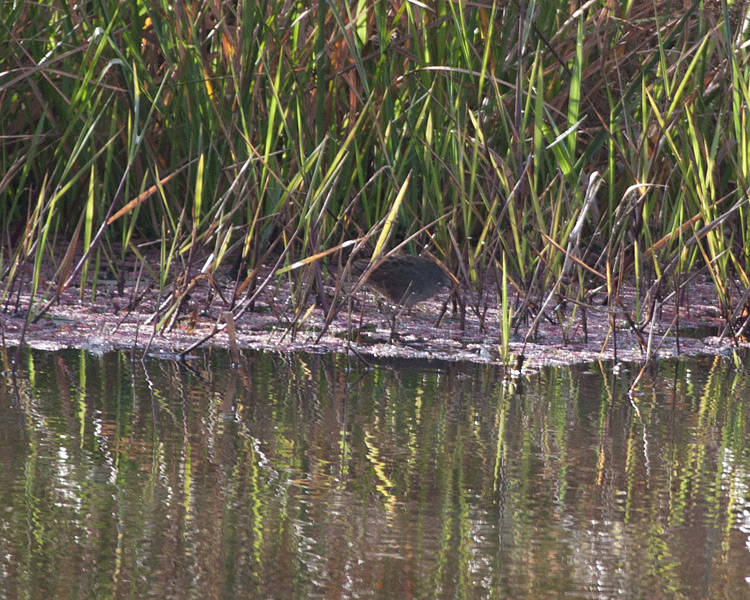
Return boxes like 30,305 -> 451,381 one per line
1,0 -> 748,341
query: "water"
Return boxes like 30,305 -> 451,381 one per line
1,348 -> 750,599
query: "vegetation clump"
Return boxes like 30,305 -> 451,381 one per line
2,0 -> 750,364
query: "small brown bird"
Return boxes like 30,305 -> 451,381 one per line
351,255 -> 451,308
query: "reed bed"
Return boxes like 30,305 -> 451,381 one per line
2,0 -> 749,363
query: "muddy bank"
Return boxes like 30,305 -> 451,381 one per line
1,261 -> 742,371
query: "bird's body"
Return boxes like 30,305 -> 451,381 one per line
351,255 -> 451,308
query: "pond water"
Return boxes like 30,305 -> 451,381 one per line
1,348 -> 750,599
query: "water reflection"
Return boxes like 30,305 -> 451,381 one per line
1,349 -> 750,599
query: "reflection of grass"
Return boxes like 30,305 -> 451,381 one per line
5,343 -> 750,597
3,1 -> 750,354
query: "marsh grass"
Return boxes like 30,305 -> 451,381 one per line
2,0 -> 750,358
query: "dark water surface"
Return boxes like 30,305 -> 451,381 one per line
2,348 -> 750,599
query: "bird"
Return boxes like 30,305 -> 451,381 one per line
350,254 -> 452,308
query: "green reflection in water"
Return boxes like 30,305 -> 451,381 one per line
1,348 -> 750,599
